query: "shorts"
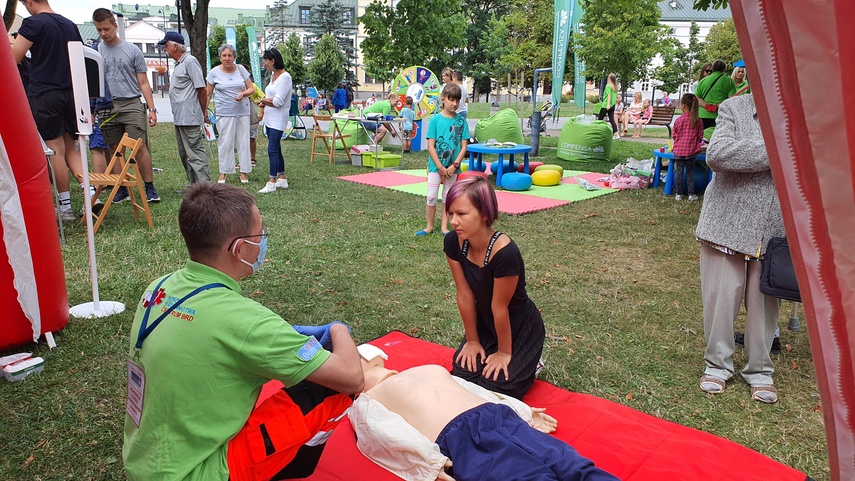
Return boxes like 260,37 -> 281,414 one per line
28,89 -> 77,140
361,121 -> 378,133
99,97 -> 149,147
89,122 -> 110,150
402,129 -> 414,139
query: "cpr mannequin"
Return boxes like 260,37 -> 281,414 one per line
350,344 -> 618,481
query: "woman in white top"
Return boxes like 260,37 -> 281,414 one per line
256,48 -> 292,193
620,92 -> 644,137
206,44 -> 254,184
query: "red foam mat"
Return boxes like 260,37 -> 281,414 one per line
282,331 -> 808,481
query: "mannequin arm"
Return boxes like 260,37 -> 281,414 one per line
451,375 -> 557,433
351,394 -> 451,481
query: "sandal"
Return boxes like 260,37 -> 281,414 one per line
699,375 -> 726,394
750,385 -> 778,404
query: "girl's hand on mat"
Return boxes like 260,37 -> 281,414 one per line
456,341 -> 485,372
530,408 -> 558,434
435,460 -> 454,481
482,351 -> 511,381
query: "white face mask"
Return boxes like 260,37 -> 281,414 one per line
231,228 -> 269,274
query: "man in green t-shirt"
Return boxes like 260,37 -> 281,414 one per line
123,183 -> 364,481
362,93 -> 399,143
695,59 -> 737,129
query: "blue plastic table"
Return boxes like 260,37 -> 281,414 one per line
651,149 -> 712,195
467,144 -> 533,188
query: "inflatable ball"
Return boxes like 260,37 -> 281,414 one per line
489,160 -> 518,176
535,164 -> 564,176
532,169 -> 562,186
458,170 -> 489,181
518,161 -> 544,173
500,172 -> 532,191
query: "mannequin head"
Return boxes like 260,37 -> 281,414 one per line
358,344 -> 398,391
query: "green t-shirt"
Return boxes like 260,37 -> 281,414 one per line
602,84 -> 618,108
123,261 -> 330,481
426,112 -> 470,172
364,99 -> 392,116
734,80 -> 751,96
695,72 -> 737,119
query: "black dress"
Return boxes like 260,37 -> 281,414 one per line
444,231 -> 545,399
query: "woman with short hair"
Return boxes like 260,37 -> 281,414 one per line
206,44 -> 254,184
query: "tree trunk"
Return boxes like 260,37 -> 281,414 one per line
181,0 -> 210,65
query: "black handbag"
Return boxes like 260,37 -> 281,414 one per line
760,237 -> 801,302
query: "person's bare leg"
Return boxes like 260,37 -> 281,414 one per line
44,136 -> 70,193
91,148 -> 108,173
440,202 -> 450,234
135,142 -> 154,182
374,126 -> 387,144
425,204 -> 436,233
250,137 -> 257,165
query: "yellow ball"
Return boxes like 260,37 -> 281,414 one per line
534,164 -> 564,176
531,169 -> 562,186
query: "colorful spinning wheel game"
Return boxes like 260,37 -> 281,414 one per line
391,65 -> 441,119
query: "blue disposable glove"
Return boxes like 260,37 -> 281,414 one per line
293,321 -> 350,350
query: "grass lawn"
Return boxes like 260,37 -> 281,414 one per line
0,123 -> 828,480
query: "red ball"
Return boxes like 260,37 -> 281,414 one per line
458,170 -> 488,181
518,161 -> 544,173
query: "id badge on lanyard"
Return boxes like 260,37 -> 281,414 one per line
125,274 -> 229,427
126,357 -> 146,427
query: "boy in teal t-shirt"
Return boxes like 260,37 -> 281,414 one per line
416,84 -> 470,237
400,96 -> 416,153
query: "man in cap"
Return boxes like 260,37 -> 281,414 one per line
159,31 -> 210,187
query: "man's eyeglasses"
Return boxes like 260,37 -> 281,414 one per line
227,227 -> 269,251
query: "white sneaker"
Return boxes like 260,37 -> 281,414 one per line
612,133 -> 620,140
275,178 -> 289,189
688,194 -> 699,201
258,181 -> 276,194
675,194 -> 683,200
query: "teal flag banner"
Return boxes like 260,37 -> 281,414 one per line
551,0 -> 574,108
572,0 -> 585,109
246,26 -> 262,84
225,27 -> 237,62
206,38 -> 212,73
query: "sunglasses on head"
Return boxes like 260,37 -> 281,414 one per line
705,69 -> 712,73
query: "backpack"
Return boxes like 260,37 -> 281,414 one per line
760,237 -> 801,302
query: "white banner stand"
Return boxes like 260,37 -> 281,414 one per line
66,41 -> 125,319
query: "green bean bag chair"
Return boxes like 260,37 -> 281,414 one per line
332,111 -> 370,149
556,118 -> 613,161
474,108 -> 524,144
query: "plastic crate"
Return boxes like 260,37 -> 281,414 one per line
361,152 -> 401,168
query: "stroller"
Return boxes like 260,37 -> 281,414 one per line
526,99 -> 555,133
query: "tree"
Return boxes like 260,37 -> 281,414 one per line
652,21 -> 701,95
574,0 -> 668,99
280,33 -> 307,87
475,15 -> 514,100
307,0 -> 358,81
208,25 -> 250,69
179,0 -> 210,66
460,0 -> 512,100
702,18 -> 742,68
359,0 -> 467,84
266,0 -> 291,49
308,33 -> 345,93
502,0 -> 556,84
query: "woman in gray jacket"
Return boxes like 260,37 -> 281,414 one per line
695,94 -> 785,404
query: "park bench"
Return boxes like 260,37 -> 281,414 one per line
646,105 -> 676,136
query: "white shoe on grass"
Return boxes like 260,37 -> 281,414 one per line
258,181 -> 276,194
275,178 -> 289,189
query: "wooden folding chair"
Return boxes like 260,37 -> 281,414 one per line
310,114 -> 352,164
75,133 -> 153,234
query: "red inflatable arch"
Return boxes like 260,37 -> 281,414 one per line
732,1 -> 855,479
0,25 -> 69,351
